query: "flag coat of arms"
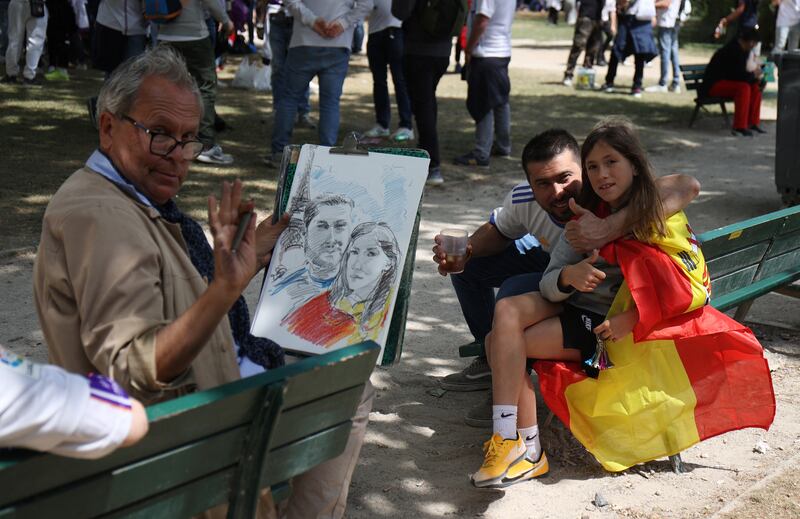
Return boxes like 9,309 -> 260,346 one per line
534,211 -> 776,472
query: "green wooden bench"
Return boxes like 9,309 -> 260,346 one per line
699,204 -> 800,320
459,204 -> 800,357
680,64 -> 733,128
0,342 -> 379,519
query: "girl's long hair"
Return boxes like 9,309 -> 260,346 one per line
329,222 -> 400,335
577,119 -> 666,241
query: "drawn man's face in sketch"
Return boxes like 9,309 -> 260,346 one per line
306,204 -> 353,278
346,234 -> 392,300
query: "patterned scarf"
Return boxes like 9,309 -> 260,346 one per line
157,200 -> 285,370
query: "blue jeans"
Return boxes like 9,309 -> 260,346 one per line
366,27 -> 412,130
657,25 -> 680,87
271,46 -> 350,152
269,17 -> 310,117
451,240 -> 550,346
474,102 -> 511,161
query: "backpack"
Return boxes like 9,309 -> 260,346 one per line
419,0 -> 468,39
143,0 -> 185,23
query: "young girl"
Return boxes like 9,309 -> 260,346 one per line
472,120 -> 685,488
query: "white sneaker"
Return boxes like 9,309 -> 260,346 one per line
196,145 -> 234,165
363,125 -> 390,138
645,84 -> 668,93
391,127 -> 414,142
668,83 -> 682,94
562,77 -> 573,87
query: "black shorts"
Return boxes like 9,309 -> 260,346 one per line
559,304 -> 607,377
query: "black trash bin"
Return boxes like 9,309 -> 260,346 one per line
776,51 -> 800,206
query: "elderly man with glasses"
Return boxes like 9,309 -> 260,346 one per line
35,43 -> 290,414
34,45 -> 373,519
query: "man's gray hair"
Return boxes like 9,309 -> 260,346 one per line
97,44 -> 202,118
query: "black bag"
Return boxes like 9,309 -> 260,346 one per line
30,0 -> 46,18
419,0 -> 467,39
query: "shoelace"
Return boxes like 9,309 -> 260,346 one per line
481,437 -> 503,467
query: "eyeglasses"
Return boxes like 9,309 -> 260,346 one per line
121,115 -> 204,160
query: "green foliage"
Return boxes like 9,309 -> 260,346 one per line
682,0 -> 778,50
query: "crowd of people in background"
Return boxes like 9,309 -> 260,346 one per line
1,0 -> 793,174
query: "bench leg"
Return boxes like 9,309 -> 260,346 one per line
720,103 -> 731,128
733,300 -> 755,322
689,103 -> 701,128
669,453 -> 684,474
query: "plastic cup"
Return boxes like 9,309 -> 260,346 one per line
440,229 -> 469,274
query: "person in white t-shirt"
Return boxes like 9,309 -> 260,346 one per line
645,0 -> 685,93
0,345 -> 148,459
267,0 -> 374,166
772,0 -> 800,56
453,0 -> 516,168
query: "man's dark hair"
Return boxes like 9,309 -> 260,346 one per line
520,129 -> 580,170
738,27 -> 760,43
303,194 -> 355,229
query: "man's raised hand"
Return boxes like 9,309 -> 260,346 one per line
208,180 -> 257,298
564,198 -> 612,253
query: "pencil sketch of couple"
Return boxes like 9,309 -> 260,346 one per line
269,178 -> 401,348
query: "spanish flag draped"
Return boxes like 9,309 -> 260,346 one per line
534,211 -> 775,472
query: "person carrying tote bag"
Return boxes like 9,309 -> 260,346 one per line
599,0 -> 657,97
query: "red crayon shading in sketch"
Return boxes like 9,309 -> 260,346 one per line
282,222 -> 398,348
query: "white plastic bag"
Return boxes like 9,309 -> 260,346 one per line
232,58 -> 257,89
253,62 -> 271,92
232,57 -> 272,91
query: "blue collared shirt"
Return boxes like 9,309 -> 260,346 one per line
86,149 -> 154,208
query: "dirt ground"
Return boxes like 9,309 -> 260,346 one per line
2,27 -> 799,519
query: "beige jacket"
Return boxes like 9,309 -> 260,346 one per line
34,167 -> 241,404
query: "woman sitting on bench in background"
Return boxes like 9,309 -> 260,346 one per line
702,27 -> 766,137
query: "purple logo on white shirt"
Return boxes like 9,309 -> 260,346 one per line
87,373 -> 132,409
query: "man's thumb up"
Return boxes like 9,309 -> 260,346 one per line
586,248 -> 600,264
569,197 -> 588,217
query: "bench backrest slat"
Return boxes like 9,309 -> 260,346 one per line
710,265 -> 759,302
756,247 -> 800,281
270,385 -> 363,448
705,242 -> 769,280
102,469 -> 234,519
680,64 -> 706,91
260,424 -> 353,488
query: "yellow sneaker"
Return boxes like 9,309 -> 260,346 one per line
471,433 -> 526,488
497,451 -> 549,488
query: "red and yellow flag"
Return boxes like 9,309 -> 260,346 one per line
534,211 -> 775,472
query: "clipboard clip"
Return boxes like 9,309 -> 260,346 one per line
329,132 -> 369,156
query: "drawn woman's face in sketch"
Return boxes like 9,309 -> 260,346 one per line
345,234 -> 392,300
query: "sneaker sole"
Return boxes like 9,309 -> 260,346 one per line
493,468 -> 549,488
196,157 -> 234,165
471,451 -> 527,488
